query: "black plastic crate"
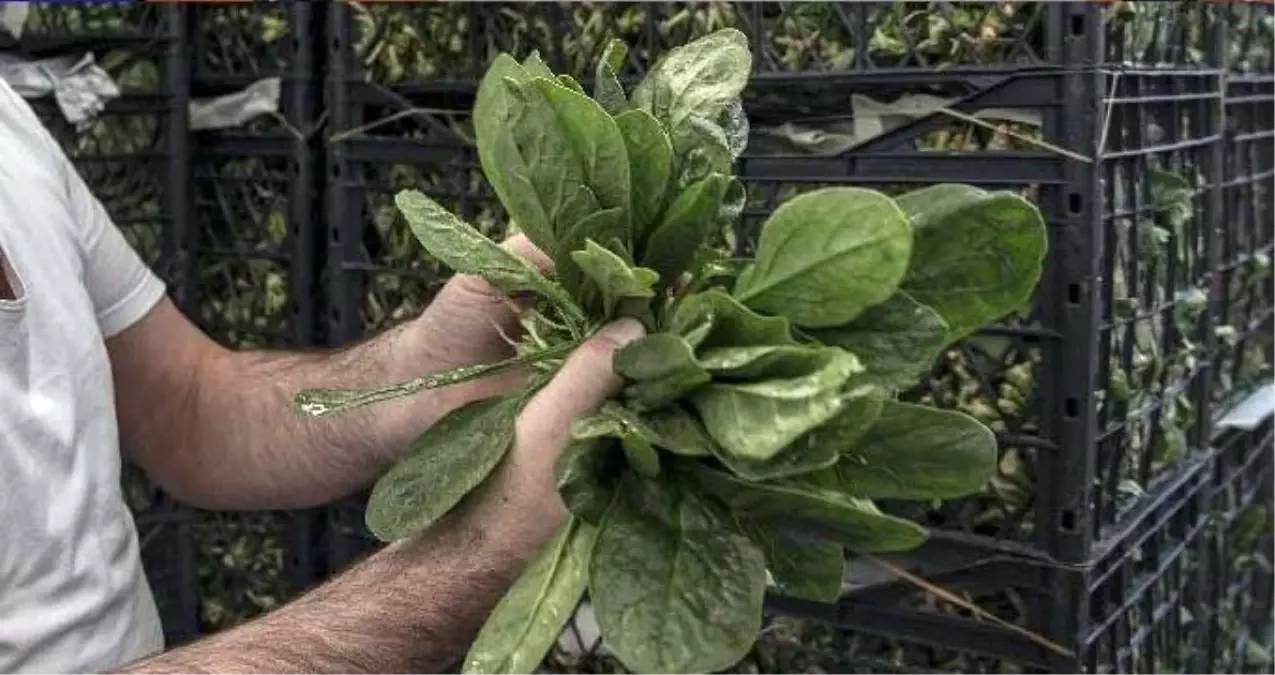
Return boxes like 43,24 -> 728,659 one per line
0,1 -> 177,55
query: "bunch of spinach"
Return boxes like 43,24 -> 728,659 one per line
295,28 -> 1047,675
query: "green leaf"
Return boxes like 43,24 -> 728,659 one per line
671,115 -> 735,188
569,239 -> 659,317
555,207 -> 629,304
590,476 -> 766,674
365,392 -> 524,541
742,521 -> 844,603
639,404 -> 714,457
614,109 -> 672,243
896,184 -> 1047,342
594,39 -> 629,115
528,77 -> 631,220
394,189 -> 585,327
556,74 -> 585,94
571,404 -> 661,478
712,385 -> 885,482
697,344 -> 832,381
808,290 -> 949,391
733,187 -> 913,329
690,388 -> 845,462
614,334 -> 712,410
631,28 -> 752,134
719,98 -> 750,159
702,346 -> 861,400
462,517 -> 597,675
294,342 -> 573,418
693,467 -> 928,552
474,56 -> 598,255
555,438 -> 621,524
821,401 -> 998,500
670,289 -> 797,349
522,52 -> 555,79
640,173 -> 734,283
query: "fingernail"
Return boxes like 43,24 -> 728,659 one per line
596,317 -> 646,346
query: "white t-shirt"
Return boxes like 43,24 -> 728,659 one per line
0,80 -> 167,671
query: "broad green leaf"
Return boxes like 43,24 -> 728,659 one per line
896,184 -> 1047,342
734,187 -> 913,329
690,386 -> 845,461
590,476 -> 766,674
522,52 -> 555,79
693,467 -> 928,552
555,438 -> 621,524
474,56 -> 599,255
571,404 -> 662,478
570,239 -> 659,317
670,289 -> 796,349
808,290 -> 949,391
555,207 -> 628,304
614,334 -> 712,411
702,347 -> 861,401
742,520 -> 844,603
825,401 -> 997,500
556,74 -> 585,94
641,173 -> 733,283
671,115 -> 734,188
712,385 -> 885,482
640,404 -> 714,457
462,517 -> 596,674
365,392 -> 523,541
294,342 -> 572,418
719,98 -> 750,159
594,39 -> 629,115
698,344 -> 835,381
631,28 -> 751,133
529,77 -> 631,219
394,189 -> 584,327
614,109 -> 672,242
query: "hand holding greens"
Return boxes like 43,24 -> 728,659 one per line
294,28 -> 1047,675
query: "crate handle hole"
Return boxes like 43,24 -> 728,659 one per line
1070,14 -> 1085,36
1058,509 -> 1078,532
1068,283 -> 1083,305
1065,397 -> 1079,419
1068,191 -> 1084,213
330,228 -> 341,244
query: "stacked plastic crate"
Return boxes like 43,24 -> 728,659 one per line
183,0 -> 327,634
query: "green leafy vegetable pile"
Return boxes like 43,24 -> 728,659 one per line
294,29 -> 1047,675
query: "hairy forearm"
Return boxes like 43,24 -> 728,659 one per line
120,464 -> 564,674
120,280 -> 524,511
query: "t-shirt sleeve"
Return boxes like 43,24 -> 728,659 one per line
59,153 -> 169,338
0,79 -> 167,338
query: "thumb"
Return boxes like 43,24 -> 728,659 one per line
514,317 -> 646,457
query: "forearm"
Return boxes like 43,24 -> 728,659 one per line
119,462 -> 565,674
120,280 -> 524,511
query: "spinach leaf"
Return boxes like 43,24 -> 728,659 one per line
640,404 -> 715,457
572,404 -> 662,478
822,400 -> 997,500
896,184 -> 1047,342
590,475 -> 766,674
711,385 -> 884,482
474,57 -> 600,257
556,74 -> 586,94
462,517 -> 597,674
614,334 -> 712,411
697,344 -> 834,381
693,467 -> 927,552
719,98 -> 750,159
733,187 -> 913,329
691,387 -> 845,462
594,39 -> 629,115
614,109 -> 672,243
670,289 -> 796,349
555,438 -> 621,524
641,173 -> 733,283
529,77 -> 631,220
702,346 -> 860,400
394,189 -> 584,326
808,290 -> 949,391
365,391 -> 525,541
555,207 -> 629,304
570,239 -> 659,317
671,115 -> 735,188
631,28 -> 751,134
742,520 -> 844,603
522,52 -> 555,79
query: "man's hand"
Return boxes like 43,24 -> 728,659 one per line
119,318 -> 647,675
